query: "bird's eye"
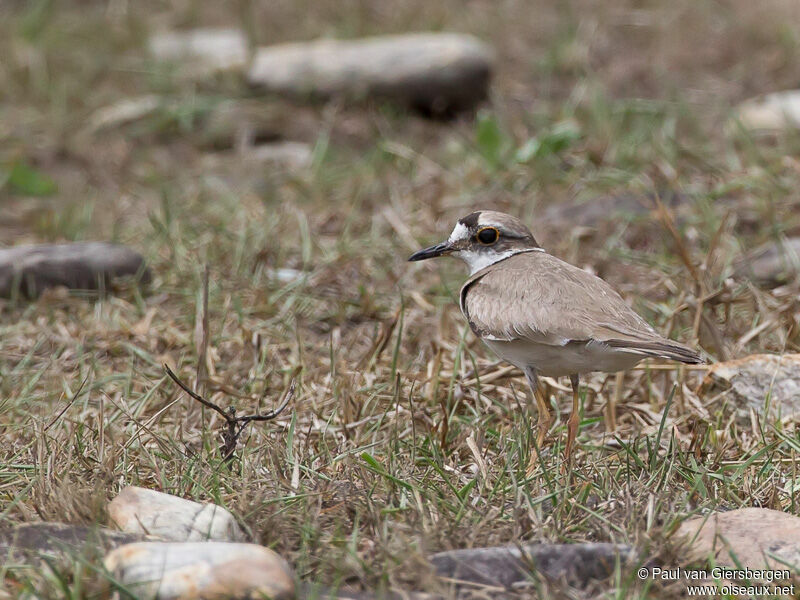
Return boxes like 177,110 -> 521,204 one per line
476,227 -> 499,245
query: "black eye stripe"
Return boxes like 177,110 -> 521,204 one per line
476,227 -> 499,245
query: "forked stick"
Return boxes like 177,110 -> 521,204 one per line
164,364 -> 297,461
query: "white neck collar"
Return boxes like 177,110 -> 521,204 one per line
456,247 -> 544,275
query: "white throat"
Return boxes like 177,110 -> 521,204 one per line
455,247 -> 543,275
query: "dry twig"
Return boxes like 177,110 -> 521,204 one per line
164,364 -> 297,461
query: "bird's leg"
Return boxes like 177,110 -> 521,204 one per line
565,373 -> 581,461
524,368 -> 551,476
534,387 -> 551,449
606,371 -> 622,434
524,367 -> 550,449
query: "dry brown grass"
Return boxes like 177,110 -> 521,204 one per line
3,0 -> 800,598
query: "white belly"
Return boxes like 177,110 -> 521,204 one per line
484,338 -> 645,377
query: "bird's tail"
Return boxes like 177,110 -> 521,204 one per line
606,338 -> 704,364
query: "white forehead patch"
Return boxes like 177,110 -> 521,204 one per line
448,222 -> 470,243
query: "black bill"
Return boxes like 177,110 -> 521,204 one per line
408,241 -> 452,261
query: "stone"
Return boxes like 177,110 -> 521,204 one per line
302,586 -> 436,599
677,508 -> 800,572
429,542 -> 636,589
108,486 -> 246,543
103,541 -> 294,600
197,99 -> 319,150
148,28 -> 249,75
0,242 -> 150,299
733,237 -> 800,286
698,354 -> 800,422
87,95 -> 162,133
247,33 -> 494,115
269,267 -> 306,283
245,141 -> 313,167
734,91 -> 800,132
0,522 -> 146,565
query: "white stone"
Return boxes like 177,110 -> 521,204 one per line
734,91 -> 800,132
103,541 -> 294,600
108,486 -> 245,543
149,28 -> 249,74
246,141 -> 312,168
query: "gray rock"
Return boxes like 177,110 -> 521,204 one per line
299,584 -> 436,599
430,542 -> 636,589
149,28 -> 249,75
197,99 -> 319,150
0,522 -> 147,564
0,242 -> 150,298
733,91 -> 800,132
108,486 -> 246,543
677,508 -> 800,572
247,33 -> 493,115
103,541 -> 294,600
699,354 -> 800,422
733,237 -> 800,286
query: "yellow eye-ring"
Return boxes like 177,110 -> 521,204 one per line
476,227 -> 499,245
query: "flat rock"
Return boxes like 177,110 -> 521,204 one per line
677,508 -> 800,572
699,354 -> 800,422
300,584 -> 436,599
103,541 -> 294,600
149,28 -> 249,75
733,237 -> 800,286
430,542 -> 636,589
88,95 -> 162,133
734,91 -> 800,132
0,242 -> 150,299
108,486 -> 245,542
197,99 -> 319,150
0,522 -> 146,564
247,33 -> 493,115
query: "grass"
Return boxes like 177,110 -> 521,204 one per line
3,0 -> 800,598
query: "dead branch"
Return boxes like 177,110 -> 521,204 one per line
164,364 -> 297,462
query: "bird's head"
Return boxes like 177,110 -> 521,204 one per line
409,210 -> 541,274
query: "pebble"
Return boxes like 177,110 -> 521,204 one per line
108,486 -> 246,543
430,542 -> 636,589
734,91 -> 800,132
0,242 -> 150,299
247,33 -> 494,115
148,28 -> 249,75
0,522 -> 147,565
103,541 -> 294,600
